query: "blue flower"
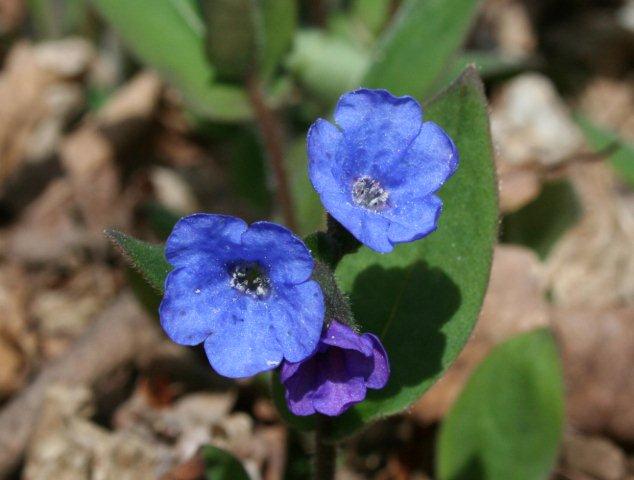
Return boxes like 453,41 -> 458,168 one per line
307,89 -> 459,253
280,321 -> 389,416
159,214 -> 325,378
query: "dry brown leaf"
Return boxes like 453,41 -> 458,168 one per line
0,40 -> 91,189
490,73 -> 585,168
4,179 -> 88,265
579,77 -> 634,142
562,432 -> 627,480
23,385 -> 176,480
545,163 -> 634,309
554,306 -> 634,443
0,264 -> 34,397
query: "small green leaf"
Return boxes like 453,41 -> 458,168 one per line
202,445 -> 250,480
576,115 -> 634,188
502,180 -> 582,258
287,29 -> 369,103
261,0 -> 298,79
277,67 -> 497,438
92,0 -> 252,122
105,230 -> 171,292
363,0 -> 481,98
437,329 -> 565,480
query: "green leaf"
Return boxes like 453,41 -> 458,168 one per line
437,329 -> 565,480
202,445 -> 250,480
105,230 -> 171,292
501,180 -> 582,258
92,0 -> 252,122
576,115 -> 634,188
286,138 -> 326,235
442,51 -> 532,86
202,0 -> 258,81
363,0 -> 481,98
260,0 -> 298,80
287,29 -> 369,104
277,67 -> 497,438
351,0 -> 392,36
224,129 -> 271,214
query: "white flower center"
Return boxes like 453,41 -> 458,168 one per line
352,176 -> 389,211
229,262 -> 271,299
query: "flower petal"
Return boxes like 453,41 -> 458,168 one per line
334,89 -> 423,179
269,280 -> 325,363
363,333 -> 390,389
321,321 -> 374,357
241,222 -> 315,285
312,348 -> 368,416
159,266 -> 230,346
334,89 -> 422,143
203,295 -> 284,378
382,121 -> 459,197
279,359 -> 303,383
165,214 -> 247,268
282,355 -> 319,416
384,194 -> 443,245
358,211 -> 394,253
307,118 -> 348,187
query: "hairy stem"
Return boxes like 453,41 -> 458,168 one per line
326,214 -> 361,264
246,76 -> 297,231
314,418 -> 336,480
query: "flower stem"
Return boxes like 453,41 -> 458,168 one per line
326,214 -> 361,264
246,76 -> 297,231
314,418 -> 336,480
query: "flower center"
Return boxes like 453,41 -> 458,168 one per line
229,262 -> 271,299
352,176 -> 389,210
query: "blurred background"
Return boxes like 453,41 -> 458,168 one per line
0,0 -> 632,479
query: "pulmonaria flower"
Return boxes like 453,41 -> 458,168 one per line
307,88 -> 459,253
159,214 -> 324,378
280,321 -> 389,416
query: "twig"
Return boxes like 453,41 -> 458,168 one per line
0,293 -> 163,477
512,143 -> 621,180
314,417 -> 336,480
308,0 -> 327,27
246,76 -> 297,231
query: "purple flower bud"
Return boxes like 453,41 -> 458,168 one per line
280,321 -> 390,416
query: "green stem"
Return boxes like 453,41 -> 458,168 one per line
314,418 -> 336,480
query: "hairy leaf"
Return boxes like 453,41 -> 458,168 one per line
105,230 -> 171,293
